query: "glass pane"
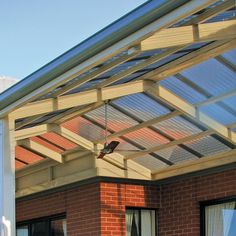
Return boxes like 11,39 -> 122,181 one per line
31,221 -> 49,236
17,226 -> 29,236
205,201 -> 236,236
141,210 -> 156,236
51,219 -> 67,236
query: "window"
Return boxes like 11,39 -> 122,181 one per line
201,198 -> 236,236
17,215 -> 67,236
126,208 -> 157,236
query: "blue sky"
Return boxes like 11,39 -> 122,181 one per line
0,0 -> 146,80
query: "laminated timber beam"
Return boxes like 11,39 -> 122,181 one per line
147,83 -> 236,145
11,80 -> 149,119
152,149 -> 236,180
125,130 -> 212,160
17,139 -> 63,163
141,20 -> 236,51
15,124 -> 49,140
15,124 -> 152,178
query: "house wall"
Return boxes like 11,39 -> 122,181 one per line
16,183 -> 101,236
16,168 -> 236,236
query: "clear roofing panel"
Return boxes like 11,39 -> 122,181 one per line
153,116 -> 201,140
62,116 -> 107,142
16,146 -> 44,165
157,145 -> 198,164
222,49 -> 236,65
124,128 -> 169,149
161,76 -> 206,104
134,155 -> 168,172
180,58 -> 236,97
31,136 -> 65,153
85,104 -> 138,132
184,135 -> 231,156
200,103 -> 236,126
113,93 -> 170,121
40,132 -> 78,150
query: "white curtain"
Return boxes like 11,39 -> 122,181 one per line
206,202 -> 235,236
62,219 -> 67,236
126,210 -> 134,236
141,210 -> 155,236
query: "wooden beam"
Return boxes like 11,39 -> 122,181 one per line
52,49 -> 140,97
228,122 -> 236,129
196,88 -> 236,107
152,149 -> 236,180
140,39 -> 236,81
147,83 -> 236,144
141,20 -> 236,51
50,124 -> 95,151
11,80 -> 148,119
125,130 -> 212,160
95,110 -> 181,143
15,124 -> 49,140
17,139 -> 63,163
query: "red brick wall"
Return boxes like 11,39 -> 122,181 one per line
16,169 -> 236,236
16,183 -> 101,236
158,169 -> 236,236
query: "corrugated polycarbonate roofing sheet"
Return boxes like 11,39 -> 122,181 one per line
181,58 -> 236,97
62,116 -> 108,142
156,145 -> 198,164
113,93 -> 170,121
124,128 -> 169,149
134,155 -> 168,171
85,104 -> 138,132
222,49 -> 236,65
200,103 -> 236,126
153,116 -> 201,140
161,76 -> 206,104
184,135 -> 231,156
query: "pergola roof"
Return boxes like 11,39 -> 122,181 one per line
1,0 -> 236,197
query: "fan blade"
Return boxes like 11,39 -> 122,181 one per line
97,152 -> 106,159
106,141 -> 120,153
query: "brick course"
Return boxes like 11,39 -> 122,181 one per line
16,168 -> 236,235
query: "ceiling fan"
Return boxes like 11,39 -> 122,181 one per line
95,101 -> 141,159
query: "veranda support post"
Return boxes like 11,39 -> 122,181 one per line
0,118 -> 15,236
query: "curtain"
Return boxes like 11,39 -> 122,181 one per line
141,210 -> 155,236
62,220 -> 67,236
126,209 -> 140,236
206,202 -> 235,236
126,210 -> 134,236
